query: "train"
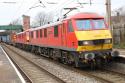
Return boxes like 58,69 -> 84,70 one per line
10,12 -> 119,69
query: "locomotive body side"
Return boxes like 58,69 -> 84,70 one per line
14,13 -> 115,68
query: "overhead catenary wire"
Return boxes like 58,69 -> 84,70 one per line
10,0 -> 73,24
46,0 -> 76,18
9,0 -> 106,25
0,2 -> 16,4
10,0 -> 40,24
11,0 -> 25,23
11,0 -> 91,24
77,0 -> 84,8
38,0 -> 46,7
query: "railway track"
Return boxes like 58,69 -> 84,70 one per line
2,44 -> 125,83
88,69 -> 125,83
6,53 -> 33,83
43,58 -> 125,83
114,57 -> 125,63
2,44 -> 65,83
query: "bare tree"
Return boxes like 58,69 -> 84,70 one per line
112,6 -> 125,23
112,6 -> 125,45
35,12 -> 46,26
33,11 -> 54,27
11,19 -> 22,25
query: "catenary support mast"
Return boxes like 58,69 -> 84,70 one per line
106,0 -> 112,32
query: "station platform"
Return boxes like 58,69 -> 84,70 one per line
0,46 -> 25,83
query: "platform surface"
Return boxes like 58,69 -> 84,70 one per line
0,46 -> 25,83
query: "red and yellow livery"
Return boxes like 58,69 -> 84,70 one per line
15,13 -> 116,68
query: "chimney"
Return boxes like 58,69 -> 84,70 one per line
22,15 -> 30,31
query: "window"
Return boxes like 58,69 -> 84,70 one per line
54,25 -> 58,37
22,34 -> 23,38
19,35 -> 20,38
36,30 -> 39,38
68,20 -> 74,32
76,19 -> 106,31
76,20 -> 92,30
44,29 -> 47,37
18,35 -> 19,38
31,31 -> 33,38
93,20 -> 105,29
40,29 -> 42,38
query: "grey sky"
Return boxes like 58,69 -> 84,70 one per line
0,0 -> 124,25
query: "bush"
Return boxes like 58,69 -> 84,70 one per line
113,43 -> 125,49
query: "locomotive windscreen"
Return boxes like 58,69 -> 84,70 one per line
76,19 -> 106,30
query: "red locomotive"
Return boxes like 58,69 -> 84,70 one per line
15,13 -> 115,68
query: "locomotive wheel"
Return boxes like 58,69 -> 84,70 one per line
61,51 -> 68,64
71,52 -> 80,68
50,49 -> 59,61
68,53 -> 74,65
61,57 -> 68,64
96,58 -> 102,69
31,46 -> 35,53
49,49 -> 54,59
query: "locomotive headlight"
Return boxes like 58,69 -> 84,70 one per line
105,39 -> 112,44
83,41 -> 93,45
83,41 -> 89,45
78,41 -> 93,46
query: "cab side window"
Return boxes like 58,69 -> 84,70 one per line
44,29 -> 47,37
36,30 -> 39,38
31,31 -> 33,38
68,20 -> 74,32
40,29 -> 42,38
54,25 -> 58,37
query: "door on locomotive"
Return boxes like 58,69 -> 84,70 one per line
26,31 -> 30,43
61,22 -> 67,47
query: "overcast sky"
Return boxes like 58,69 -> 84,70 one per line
0,0 -> 124,25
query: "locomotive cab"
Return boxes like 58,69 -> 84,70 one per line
75,19 -> 112,51
67,13 -> 113,68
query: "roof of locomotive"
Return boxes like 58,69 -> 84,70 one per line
67,12 -> 104,19
16,12 -> 104,35
31,13 -> 103,30
16,31 -> 24,35
15,21 -> 62,35
16,28 -> 34,35
30,21 -> 62,31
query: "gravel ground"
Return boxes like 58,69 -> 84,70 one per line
5,44 -> 102,83
105,62 -> 125,74
6,44 -> 125,83
89,69 -> 125,83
